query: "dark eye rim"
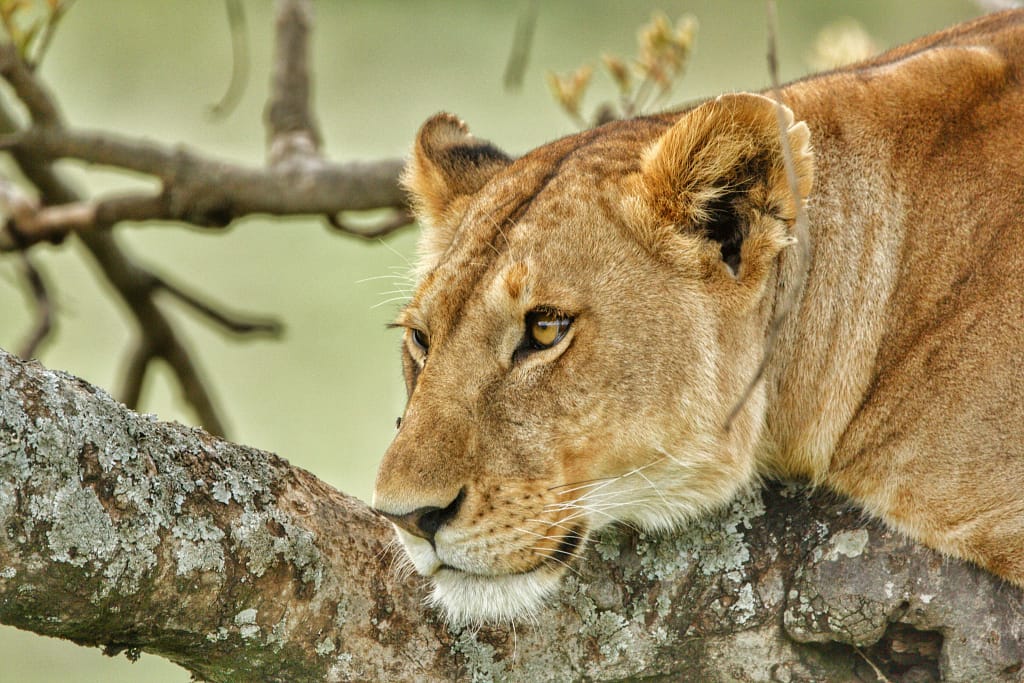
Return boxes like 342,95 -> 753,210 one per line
520,308 -> 573,355
411,328 -> 430,352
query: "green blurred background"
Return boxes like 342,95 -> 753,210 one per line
0,0 -> 980,679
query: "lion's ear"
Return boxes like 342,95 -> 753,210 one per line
403,114 -> 512,269
638,93 -> 813,278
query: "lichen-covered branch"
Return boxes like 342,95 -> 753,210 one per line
1,349 -> 1020,682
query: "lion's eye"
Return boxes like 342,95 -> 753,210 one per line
411,328 -> 430,353
525,309 -> 572,350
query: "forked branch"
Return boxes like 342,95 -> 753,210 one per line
0,0 -> 412,433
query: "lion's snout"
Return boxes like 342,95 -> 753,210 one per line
375,489 -> 465,546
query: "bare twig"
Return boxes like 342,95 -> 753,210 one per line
326,208 -> 415,240
0,0 -> 410,436
155,274 -> 283,337
28,0 -> 76,70
265,0 -> 321,165
118,339 -> 154,410
503,0 -> 539,92
855,647 -> 895,683
15,251 -> 52,358
0,12 -> 408,248
208,0 -> 249,119
0,172 -> 40,249
0,190 -> 170,249
723,0 -> 811,431
0,43 -> 60,126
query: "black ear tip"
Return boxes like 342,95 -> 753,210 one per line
444,141 -> 512,168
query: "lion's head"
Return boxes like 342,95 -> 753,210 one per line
372,93 -> 813,624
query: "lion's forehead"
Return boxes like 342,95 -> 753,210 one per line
411,125 -> 667,335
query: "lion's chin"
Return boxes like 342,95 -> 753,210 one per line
427,565 -> 565,625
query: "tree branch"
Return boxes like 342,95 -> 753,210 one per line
266,0 -> 321,165
724,0 -> 811,432
0,4 -> 405,437
325,208 -> 415,240
208,0 -> 249,120
1,349 -> 1021,681
0,126 -> 407,246
0,24 -> 408,250
0,42 -> 61,126
155,275 -> 283,337
14,251 -> 52,358
0,97 -> 230,435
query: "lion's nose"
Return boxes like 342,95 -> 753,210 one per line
377,489 -> 465,546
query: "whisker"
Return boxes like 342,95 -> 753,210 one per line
370,295 -> 414,309
634,469 -> 671,508
544,485 -> 652,510
525,518 -> 580,535
356,273 -> 415,284
555,504 -> 631,527
513,526 -> 576,540
548,476 -> 620,495
653,445 -> 702,469
531,542 -> 581,559
529,550 -> 584,578
375,236 -> 415,268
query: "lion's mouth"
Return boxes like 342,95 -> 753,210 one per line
396,523 -> 588,624
435,524 -> 586,577
546,524 -> 585,565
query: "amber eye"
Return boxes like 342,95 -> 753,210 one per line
525,309 -> 572,350
410,328 -> 429,353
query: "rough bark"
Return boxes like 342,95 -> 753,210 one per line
0,349 -> 1021,682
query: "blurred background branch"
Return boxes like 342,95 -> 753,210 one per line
0,0 -> 411,436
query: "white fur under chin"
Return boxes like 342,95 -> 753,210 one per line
394,527 -> 563,624
428,566 -> 563,625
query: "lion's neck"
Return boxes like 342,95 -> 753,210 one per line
756,110 -> 904,483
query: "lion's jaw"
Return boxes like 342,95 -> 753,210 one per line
383,438 -> 754,625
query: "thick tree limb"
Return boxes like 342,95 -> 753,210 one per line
1,349 -> 1021,682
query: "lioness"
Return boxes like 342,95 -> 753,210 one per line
373,11 -> 1024,625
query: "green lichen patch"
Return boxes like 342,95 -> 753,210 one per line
452,629 -> 509,682
172,515 -> 226,576
635,488 -> 765,582
234,607 -> 260,640
229,509 -> 324,589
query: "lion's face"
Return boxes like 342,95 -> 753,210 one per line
373,94 -> 813,624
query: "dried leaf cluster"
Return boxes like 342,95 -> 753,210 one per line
548,11 -> 697,127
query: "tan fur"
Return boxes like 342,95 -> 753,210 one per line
374,11 -> 1024,623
